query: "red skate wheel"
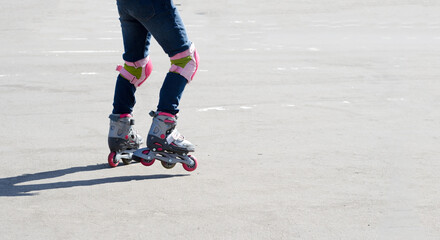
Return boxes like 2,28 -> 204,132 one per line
108,152 -> 119,168
182,155 -> 197,172
140,150 -> 155,166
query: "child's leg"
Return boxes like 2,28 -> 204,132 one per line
112,2 -> 152,114
138,0 -> 199,115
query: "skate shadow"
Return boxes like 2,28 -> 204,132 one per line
0,163 -> 189,197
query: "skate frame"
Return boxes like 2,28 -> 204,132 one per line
133,148 -> 195,166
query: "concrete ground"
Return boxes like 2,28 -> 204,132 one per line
1,0 -> 439,239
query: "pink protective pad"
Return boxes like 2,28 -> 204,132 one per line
169,43 -> 199,83
116,56 -> 153,88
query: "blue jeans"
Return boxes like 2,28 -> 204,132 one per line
112,0 -> 192,115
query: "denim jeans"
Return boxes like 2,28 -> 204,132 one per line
112,0 -> 192,115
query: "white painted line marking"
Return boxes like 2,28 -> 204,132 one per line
386,98 -> 405,102
302,67 -> 317,70
186,24 -> 205,28
98,37 -> 121,40
46,50 -> 119,54
343,24 -> 361,27
198,107 -> 226,112
59,37 -> 88,41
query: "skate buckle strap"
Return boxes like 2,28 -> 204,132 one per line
116,56 -> 152,88
166,130 -> 180,144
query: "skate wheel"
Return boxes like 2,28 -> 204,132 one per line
121,158 -> 131,165
140,150 -> 155,166
182,155 -> 197,172
108,152 -> 119,168
161,161 -> 176,169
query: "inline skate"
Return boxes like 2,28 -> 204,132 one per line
107,113 -> 143,167
133,111 -> 197,172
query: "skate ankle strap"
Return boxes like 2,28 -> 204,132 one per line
158,112 -> 175,118
109,113 -> 133,121
119,113 -> 132,118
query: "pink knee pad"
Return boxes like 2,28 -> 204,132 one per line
116,56 -> 153,88
169,43 -> 199,83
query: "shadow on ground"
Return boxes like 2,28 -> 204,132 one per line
0,163 -> 188,197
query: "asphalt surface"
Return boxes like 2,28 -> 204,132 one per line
1,0 -> 439,239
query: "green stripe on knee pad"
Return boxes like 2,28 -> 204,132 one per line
170,56 -> 193,69
120,64 -> 142,80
